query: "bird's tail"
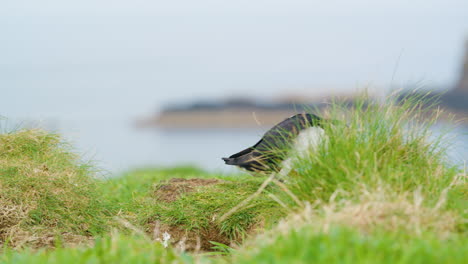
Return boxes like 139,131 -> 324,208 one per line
222,157 -> 235,165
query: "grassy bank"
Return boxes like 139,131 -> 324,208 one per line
0,94 -> 466,263
0,129 -> 283,251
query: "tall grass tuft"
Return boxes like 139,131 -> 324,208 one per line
288,92 -> 461,204
227,92 -> 467,263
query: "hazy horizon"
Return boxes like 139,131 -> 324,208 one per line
1,0 -> 467,121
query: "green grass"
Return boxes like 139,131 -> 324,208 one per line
288,94 -> 460,202
0,234 -> 187,264
1,228 -> 466,264
0,92 -> 467,263
0,129 -> 110,247
151,178 -> 283,239
101,168 -> 285,249
0,128 -> 282,250
232,227 -> 468,264
98,166 -> 225,226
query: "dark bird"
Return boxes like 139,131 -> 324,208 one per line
222,113 -> 326,176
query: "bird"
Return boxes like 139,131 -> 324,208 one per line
222,113 -> 327,177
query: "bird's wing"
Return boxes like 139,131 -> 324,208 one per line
254,114 -> 309,153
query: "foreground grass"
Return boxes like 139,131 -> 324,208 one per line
0,93 -> 467,263
233,227 -> 468,264
2,228 -> 466,264
0,234 -> 186,264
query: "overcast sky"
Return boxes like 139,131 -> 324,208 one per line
1,0 -> 467,120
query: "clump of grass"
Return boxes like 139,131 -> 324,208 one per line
265,186 -> 461,239
0,129 -> 109,248
102,169 -> 285,251
154,178 -> 283,236
289,93 -> 462,207
231,178 -> 466,263
212,92 -> 466,263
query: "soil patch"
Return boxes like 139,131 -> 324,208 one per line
154,178 -> 220,202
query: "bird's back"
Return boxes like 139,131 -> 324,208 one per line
223,113 -> 322,173
254,113 -> 321,153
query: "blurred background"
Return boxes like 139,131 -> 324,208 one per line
1,0 -> 468,174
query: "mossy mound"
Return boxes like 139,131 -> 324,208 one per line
0,129 -> 108,247
151,177 -> 284,250
102,170 -> 286,251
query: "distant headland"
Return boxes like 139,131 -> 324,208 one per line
137,40 -> 468,128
